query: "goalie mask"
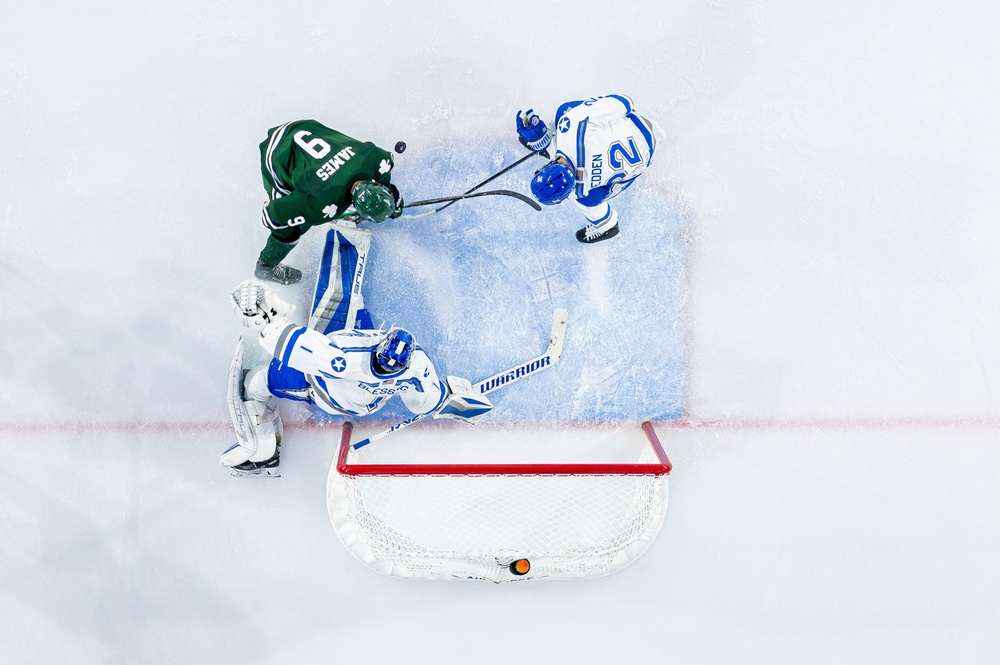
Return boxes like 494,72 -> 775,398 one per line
530,160 -> 575,205
352,180 -> 396,222
373,328 -> 415,376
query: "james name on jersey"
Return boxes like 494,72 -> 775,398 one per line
260,120 -> 395,232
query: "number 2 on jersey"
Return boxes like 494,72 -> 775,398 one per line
608,138 -> 642,169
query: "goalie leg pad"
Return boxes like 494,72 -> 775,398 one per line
310,227 -> 372,333
433,375 -> 493,424
223,339 -> 280,467
223,396 -> 281,466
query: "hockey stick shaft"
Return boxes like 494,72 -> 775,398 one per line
335,150 -> 544,223
352,412 -> 428,449
351,309 -> 568,450
333,188 -> 540,224
404,189 -> 541,211
434,151 -> 539,213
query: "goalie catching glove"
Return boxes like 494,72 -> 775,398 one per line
231,279 -> 295,333
432,375 -> 493,424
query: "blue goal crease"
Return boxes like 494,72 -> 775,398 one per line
310,140 -> 687,425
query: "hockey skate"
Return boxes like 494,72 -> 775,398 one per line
255,259 -> 302,285
575,220 -> 620,244
224,443 -> 281,478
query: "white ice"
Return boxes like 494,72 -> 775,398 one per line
2,1 -> 1000,663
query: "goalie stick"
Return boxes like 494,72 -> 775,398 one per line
351,308 -> 569,450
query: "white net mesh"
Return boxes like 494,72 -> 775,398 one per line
328,425 -> 670,581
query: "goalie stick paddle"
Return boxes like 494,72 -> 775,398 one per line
351,308 -> 569,450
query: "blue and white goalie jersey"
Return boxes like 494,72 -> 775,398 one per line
552,94 -> 664,206
256,321 -> 447,417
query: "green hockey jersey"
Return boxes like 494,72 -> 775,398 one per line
258,120 -> 394,240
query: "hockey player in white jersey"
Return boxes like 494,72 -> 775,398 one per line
515,94 -> 665,243
221,279 -> 492,476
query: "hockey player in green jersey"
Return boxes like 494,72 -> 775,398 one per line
254,120 -> 404,284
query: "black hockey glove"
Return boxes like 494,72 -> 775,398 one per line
389,183 -> 404,219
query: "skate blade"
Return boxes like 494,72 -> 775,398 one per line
229,467 -> 281,478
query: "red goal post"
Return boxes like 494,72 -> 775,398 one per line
328,421 -> 672,582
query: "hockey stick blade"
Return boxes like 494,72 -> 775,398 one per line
351,308 -> 568,450
473,308 -> 567,395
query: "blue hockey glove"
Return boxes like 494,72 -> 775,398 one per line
516,109 -> 551,152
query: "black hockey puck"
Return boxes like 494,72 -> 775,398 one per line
509,559 -> 530,576
394,141 -> 406,154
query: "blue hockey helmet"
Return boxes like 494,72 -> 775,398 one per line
530,160 -> 575,205
373,328 -> 414,375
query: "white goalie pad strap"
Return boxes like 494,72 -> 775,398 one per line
433,375 -> 493,424
244,367 -> 271,402
262,288 -> 294,319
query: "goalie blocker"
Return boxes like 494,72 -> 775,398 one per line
434,376 -> 492,424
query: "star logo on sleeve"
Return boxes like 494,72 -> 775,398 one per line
379,159 -> 392,174
558,116 -> 571,133
330,356 -> 347,373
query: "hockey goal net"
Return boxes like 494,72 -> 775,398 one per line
327,421 -> 672,582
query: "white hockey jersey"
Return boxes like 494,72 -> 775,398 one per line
256,321 -> 447,417
552,94 -> 664,206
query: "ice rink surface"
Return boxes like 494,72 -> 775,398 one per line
3,1 -> 1000,663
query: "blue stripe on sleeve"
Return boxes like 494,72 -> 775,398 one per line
628,114 -> 655,165
575,117 -> 588,198
427,379 -> 448,414
608,94 -> 633,113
